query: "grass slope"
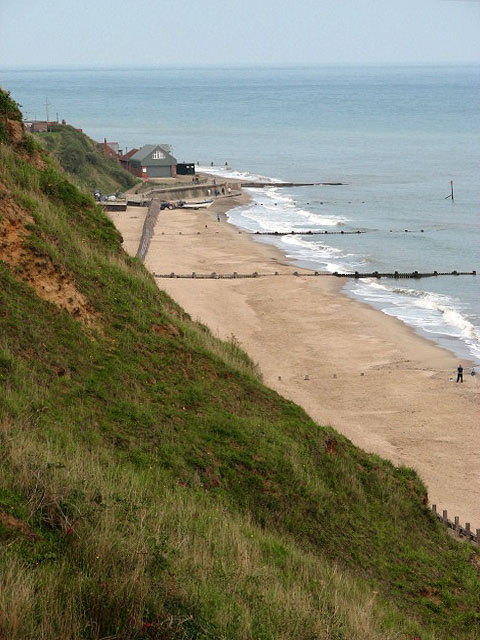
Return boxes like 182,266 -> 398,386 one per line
1,91 -> 480,639
34,124 -> 138,194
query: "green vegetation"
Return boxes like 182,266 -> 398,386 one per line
35,124 -> 139,194
1,91 -> 480,639
0,90 -> 22,143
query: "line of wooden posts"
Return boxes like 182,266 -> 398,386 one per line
154,270 -> 476,280
432,505 -> 480,545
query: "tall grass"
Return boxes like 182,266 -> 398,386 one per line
0,420 -> 430,640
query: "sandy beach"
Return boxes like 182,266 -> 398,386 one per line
109,193 -> 480,528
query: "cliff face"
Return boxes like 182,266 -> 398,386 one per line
6,117 -> 23,144
0,102 -> 104,324
1,90 -> 480,640
0,185 -> 95,324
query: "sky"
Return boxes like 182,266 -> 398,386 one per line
1,0 -> 479,67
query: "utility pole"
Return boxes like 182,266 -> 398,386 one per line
45,97 -> 50,131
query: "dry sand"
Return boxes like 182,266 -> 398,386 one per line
109,195 -> 480,528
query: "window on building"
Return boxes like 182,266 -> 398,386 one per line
152,150 -> 165,160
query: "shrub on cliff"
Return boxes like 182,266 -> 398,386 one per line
34,124 -> 137,193
0,91 -> 22,142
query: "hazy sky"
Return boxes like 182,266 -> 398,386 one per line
1,0 -> 479,67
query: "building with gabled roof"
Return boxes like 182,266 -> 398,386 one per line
103,138 -> 120,158
119,147 -> 139,173
127,144 -> 177,179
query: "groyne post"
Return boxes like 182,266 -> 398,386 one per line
136,198 -> 160,262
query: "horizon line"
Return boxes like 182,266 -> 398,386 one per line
1,61 -> 479,72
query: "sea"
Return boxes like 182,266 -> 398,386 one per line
1,65 -> 479,363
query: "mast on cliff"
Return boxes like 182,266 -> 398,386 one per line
45,97 -> 50,131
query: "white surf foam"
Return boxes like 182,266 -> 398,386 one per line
213,165 -> 480,363
197,165 -> 281,184
351,280 -> 480,361
228,187 -> 348,232
280,234 -> 366,272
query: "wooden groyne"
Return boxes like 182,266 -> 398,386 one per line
241,181 -> 346,188
336,270 -> 476,279
252,230 -> 364,236
136,199 -> 160,262
432,505 -> 480,545
153,270 -> 476,280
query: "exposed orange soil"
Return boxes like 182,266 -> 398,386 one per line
0,187 -> 96,326
0,509 -> 39,542
6,118 -> 23,145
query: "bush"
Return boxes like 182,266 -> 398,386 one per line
0,90 -> 22,143
86,151 -> 100,166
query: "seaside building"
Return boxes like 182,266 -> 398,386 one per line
24,121 -> 51,133
119,147 -> 139,174
125,144 -> 177,179
177,162 -> 196,176
24,120 -> 83,133
103,138 -> 121,159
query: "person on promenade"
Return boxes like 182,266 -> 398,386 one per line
457,364 -> 464,383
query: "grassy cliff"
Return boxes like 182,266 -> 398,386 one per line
1,90 -> 480,639
33,123 -> 138,194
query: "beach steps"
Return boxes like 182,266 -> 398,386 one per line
153,270 -> 476,280
99,201 -> 127,212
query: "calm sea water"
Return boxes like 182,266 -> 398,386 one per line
1,65 -> 479,362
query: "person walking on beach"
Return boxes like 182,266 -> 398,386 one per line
217,213 -> 221,222
457,364 -> 464,383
